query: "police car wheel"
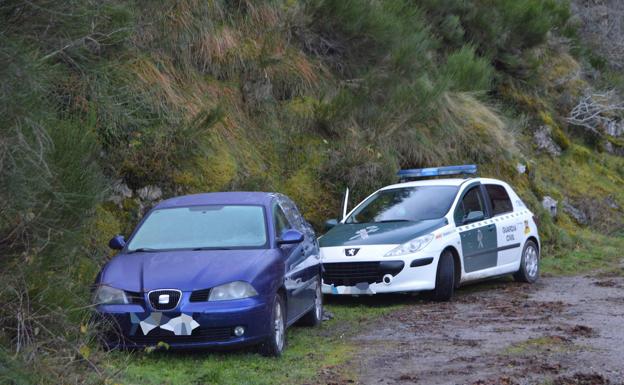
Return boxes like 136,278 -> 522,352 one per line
260,293 -> 287,357
431,250 -> 455,302
299,281 -> 323,327
513,240 -> 540,284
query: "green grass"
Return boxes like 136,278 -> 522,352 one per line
542,231 -> 624,277
504,335 -> 574,356
105,298 -> 408,385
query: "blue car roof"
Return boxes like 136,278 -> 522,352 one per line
155,192 -> 276,209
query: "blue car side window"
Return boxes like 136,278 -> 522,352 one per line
273,204 -> 291,238
276,196 -> 308,230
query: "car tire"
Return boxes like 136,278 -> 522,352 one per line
299,280 -> 323,327
260,293 -> 287,357
431,250 -> 455,302
513,240 -> 540,283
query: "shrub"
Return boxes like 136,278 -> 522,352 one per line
419,0 -> 571,76
442,45 -> 494,92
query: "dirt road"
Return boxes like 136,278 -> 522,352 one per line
341,275 -> 624,385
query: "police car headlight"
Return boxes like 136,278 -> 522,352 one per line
384,234 -> 434,257
209,281 -> 258,301
93,285 -> 129,305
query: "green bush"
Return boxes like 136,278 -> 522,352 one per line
419,0 -> 571,75
442,45 -> 494,92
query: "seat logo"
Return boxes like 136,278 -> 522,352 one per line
344,248 -> 360,256
158,294 -> 170,304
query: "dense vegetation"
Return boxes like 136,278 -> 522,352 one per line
1,1 -> 623,383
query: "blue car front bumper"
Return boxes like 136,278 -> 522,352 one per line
96,295 -> 271,349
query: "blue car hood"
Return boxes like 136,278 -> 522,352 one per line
100,249 -> 276,292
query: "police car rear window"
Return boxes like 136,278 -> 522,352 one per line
485,184 -> 513,216
345,186 -> 459,224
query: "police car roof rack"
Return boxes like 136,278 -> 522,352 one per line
397,164 -> 477,182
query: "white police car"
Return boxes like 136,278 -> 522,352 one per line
319,165 -> 540,301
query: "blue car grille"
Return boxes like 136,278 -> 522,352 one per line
126,327 -> 234,345
126,291 -> 144,305
322,261 -> 405,286
189,288 -> 211,302
148,289 -> 181,310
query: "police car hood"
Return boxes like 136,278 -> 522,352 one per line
319,218 -> 448,247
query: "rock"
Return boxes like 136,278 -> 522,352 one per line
242,74 -> 273,106
605,196 -> 620,210
534,126 -> 562,156
542,196 -> 558,218
109,179 -> 132,205
137,185 -> 162,201
563,199 -> 588,225
605,120 -> 624,137
604,140 -> 624,156
516,163 -> 527,174
322,309 -> 334,321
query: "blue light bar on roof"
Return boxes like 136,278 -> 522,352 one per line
397,164 -> 477,179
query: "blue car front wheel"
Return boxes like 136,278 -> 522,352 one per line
260,294 -> 286,357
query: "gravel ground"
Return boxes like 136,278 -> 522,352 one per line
336,275 -> 624,385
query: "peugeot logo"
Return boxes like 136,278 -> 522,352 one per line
158,294 -> 170,304
344,248 -> 360,256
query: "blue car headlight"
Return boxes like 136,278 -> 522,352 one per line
93,285 -> 129,305
209,281 -> 258,301
384,234 -> 434,257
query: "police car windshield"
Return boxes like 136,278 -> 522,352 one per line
345,186 -> 458,224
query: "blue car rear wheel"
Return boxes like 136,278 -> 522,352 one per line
299,281 -> 323,327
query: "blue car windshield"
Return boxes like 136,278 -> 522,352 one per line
127,205 -> 267,251
345,186 -> 458,224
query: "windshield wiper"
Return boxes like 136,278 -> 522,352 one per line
376,219 -> 411,223
127,248 -> 161,253
191,247 -> 233,251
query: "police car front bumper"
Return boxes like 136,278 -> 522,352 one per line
320,245 -> 440,295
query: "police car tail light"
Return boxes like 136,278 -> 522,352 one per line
385,234 -> 434,257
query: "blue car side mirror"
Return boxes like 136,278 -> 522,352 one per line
108,235 -> 126,250
277,229 -> 304,245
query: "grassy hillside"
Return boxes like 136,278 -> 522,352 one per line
1,1 -> 623,384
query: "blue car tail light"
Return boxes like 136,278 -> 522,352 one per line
397,164 -> 477,181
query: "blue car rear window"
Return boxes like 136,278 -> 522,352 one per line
127,205 -> 267,251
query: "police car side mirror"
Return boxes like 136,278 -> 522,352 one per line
277,229 -> 304,245
324,219 -> 338,231
463,211 -> 485,224
108,235 -> 126,250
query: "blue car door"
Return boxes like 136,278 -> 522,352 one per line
277,196 -> 320,313
273,202 -> 308,321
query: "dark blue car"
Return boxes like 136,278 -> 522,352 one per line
93,192 -> 322,356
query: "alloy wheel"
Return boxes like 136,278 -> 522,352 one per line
274,300 -> 284,350
525,244 -> 539,278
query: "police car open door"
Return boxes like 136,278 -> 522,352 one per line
455,184 -> 498,272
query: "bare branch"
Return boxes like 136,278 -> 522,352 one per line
566,90 -> 624,135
